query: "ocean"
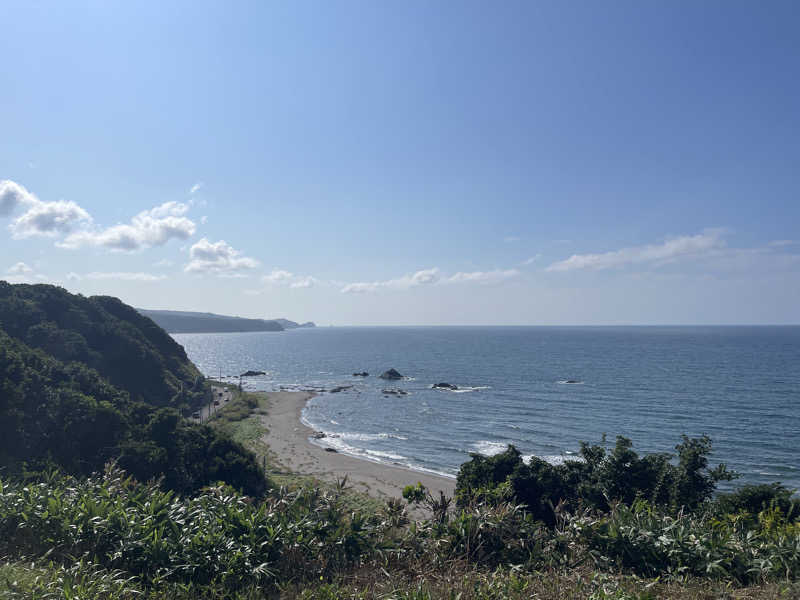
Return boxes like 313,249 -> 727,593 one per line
174,326 -> 800,491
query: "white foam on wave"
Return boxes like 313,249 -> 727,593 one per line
471,441 -> 510,456
300,403 -> 457,479
312,435 -> 407,461
432,385 -> 491,393
339,431 -> 409,441
521,454 -> 584,466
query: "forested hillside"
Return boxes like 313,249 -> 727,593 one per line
0,282 -> 265,497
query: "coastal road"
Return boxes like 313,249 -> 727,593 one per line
193,384 -> 234,422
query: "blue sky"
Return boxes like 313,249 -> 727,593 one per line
1,0 -> 799,325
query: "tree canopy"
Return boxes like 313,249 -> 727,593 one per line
0,281 -> 266,497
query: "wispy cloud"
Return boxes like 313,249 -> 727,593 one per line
521,254 -> 541,266
60,201 -> 196,251
184,238 -> 259,276
341,268 -> 440,294
6,262 -> 33,275
262,269 -> 319,288
503,236 -> 520,243
3,260 -> 48,284
547,230 -> 725,272
445,269 -> 520,284
769,239 -> 798,247
153,258 -> 174,267
190,182 -> 203,194
341,266 -> 521,293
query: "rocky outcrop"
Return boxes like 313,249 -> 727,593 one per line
382,389 -> 408,396
352,371 -> 369,377
432,382 -> 458,390
240,370 -> 266,377
379,368 -> 404,380
329,385 -> 352,393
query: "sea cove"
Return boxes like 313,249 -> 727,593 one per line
176,325 -> 800,491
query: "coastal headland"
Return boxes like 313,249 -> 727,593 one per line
259,391 -> 455,501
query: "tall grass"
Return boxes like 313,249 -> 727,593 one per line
1,463 -> 798,598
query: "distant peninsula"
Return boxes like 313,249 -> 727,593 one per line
138,309 -> 315,334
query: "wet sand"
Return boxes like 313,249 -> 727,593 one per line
258,391 -> 456,502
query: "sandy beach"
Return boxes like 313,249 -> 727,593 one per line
258,391 -> 456,503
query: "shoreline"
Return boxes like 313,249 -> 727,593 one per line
258,391 -> 456,502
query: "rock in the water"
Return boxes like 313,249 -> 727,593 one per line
240,370 -> 266,377
352,371 -> 369,377
381,389 -> 408,396
379,368 -> 404,380
564,380 -> 581,384
311,431 -> 326,439
432,382 -> 458,390
324,447 -> 338,453
329,385 -> 353,393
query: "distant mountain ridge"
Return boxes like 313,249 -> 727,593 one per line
138,309 -> 315,333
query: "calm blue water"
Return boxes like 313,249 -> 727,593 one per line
174,327 -> 800,491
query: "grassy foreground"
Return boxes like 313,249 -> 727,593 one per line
1,389 -> 798,599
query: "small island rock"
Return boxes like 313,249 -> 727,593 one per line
240,370 -> 266,377
379,368 -> 404,380
432,382 -> 458,390
352,371 -> 369,377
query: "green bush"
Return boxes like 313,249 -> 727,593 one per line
456,435 -> 738,525
565,499 -> 800,583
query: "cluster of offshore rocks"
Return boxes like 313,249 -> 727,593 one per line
349,369 -> 462,394
350,368 -> 406,380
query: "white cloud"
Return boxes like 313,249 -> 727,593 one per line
85,271 -> 167,281
340,267 -> 523,293
184,238 -> 259,276
7,262 -> 33,275
153,258 -> 174,267
66,272 -> 81,281
0,180 -> 36,216
504,236 -> 520,243
147,201 -> 189,218
547,230 -> 725,272
445,269 -> 520,284
200,215 -> 208,225
2,260 -> 49,284
1,180 -> 92,238
770,239 -> 798,247
11,199 -> 92,238
60,202 -> 195,251
290,276 -> 316,288
263,269 -> 294,284
341,268 -> 440,294
190,182 -> 203,194
262,269 -> 319,289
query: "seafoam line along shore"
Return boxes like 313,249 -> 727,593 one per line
258,390 -> 456,501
